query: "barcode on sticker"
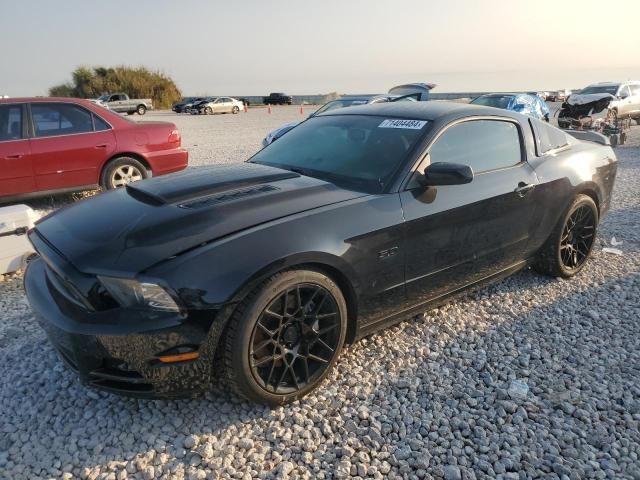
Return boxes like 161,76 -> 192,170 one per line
379,119 -> 427,129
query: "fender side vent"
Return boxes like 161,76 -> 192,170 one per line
179,184 -> 279,209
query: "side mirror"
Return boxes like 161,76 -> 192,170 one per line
419,162 -> 474,186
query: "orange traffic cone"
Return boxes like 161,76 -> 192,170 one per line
267,104 -> 272,114
299,104 -> 304,115
243,103 -> 248,113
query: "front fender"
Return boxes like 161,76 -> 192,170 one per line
144,194 -> 404,315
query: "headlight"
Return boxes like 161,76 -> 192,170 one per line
98,276 -> 181,312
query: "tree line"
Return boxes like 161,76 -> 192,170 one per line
49,66 -> 182,109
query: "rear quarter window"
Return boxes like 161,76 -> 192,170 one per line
530,119 -> 569,155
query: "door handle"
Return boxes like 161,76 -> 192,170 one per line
94,144 -> 108,149
4,154 -> 23,159
514,182 -> 535,197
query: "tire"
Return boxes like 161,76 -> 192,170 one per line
137,105 -> 147,115
204,106 -> 213,115
607,108 -> 618,125
232,106 -> 239,114
100,156 -> 148,189
533,194 -> 598,278
222,269 -> 348,405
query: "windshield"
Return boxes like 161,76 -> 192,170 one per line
471,95 -> 514,109
97,95 -> 110,101
251,115 -> 429,193
579,85 -> 619,95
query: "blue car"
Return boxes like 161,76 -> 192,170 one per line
471,93 -> 550,121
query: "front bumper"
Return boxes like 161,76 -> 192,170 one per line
24,257 -> 230,398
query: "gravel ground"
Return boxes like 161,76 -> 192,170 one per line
1,107 -> 639,480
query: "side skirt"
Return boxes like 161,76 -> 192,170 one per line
0,184 -> 99,204
355,260 -> 530,341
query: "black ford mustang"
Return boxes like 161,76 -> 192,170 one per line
24,102 -> 617,404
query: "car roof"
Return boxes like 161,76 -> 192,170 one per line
0,96 -> 95,105
586,82 -> 624,88
316,100 -> 522,122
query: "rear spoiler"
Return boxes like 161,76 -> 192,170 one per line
563,130 -> 610,146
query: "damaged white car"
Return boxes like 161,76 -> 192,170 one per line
557,81 -> 640,144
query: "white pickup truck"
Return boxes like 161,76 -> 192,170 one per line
96,93 -> 153,115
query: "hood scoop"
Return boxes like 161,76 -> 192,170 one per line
180,184 -> 280,209
126,163 -> 299,206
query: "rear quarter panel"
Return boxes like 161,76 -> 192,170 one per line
528,141 -> 617,251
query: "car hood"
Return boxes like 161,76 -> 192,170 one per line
567,93 -> 615,106
33,163 -> 366,275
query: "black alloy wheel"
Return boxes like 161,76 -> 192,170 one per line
222,270 -> 347,404
249,284 -> 341,394
559,204 -> 596,271
534,194 -> 599,278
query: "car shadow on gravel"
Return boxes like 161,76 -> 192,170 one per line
2,252 -> 638,478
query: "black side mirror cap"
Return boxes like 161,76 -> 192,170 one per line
420,162 -> 474,186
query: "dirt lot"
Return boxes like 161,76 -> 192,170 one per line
1,106 -> 639,480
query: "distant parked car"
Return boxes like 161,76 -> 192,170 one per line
558,81 -> 640,131
238,98 -> 251,107
96,93 -> 153,115
471,93 -> 550,121
262,94 -> 416,146
172,97 -> 204,113
388,82 -> 437,101
0,97 -> 188,202
187,97 -> 216,113
263,93 -> 293,105
192,97 -> 244,115
547,89 -> 572,103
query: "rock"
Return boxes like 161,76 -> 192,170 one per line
183,435 -> 198,449
444,465 -> 462,480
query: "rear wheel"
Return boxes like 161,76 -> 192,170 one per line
222,270 -> 347,405
534,194 -> 598,278
100,157 -> 148,189
137,105 -> 147,115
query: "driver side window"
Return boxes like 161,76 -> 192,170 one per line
428,120 -> 522,174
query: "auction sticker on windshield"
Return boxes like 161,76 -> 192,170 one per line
379,119 -> 427,129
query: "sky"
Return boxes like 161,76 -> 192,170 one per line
3,0 -> 640,97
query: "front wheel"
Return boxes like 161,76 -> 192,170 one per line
222,270 -> 347,405
204,106 -> 213,115
534,194 -> 598,278
232,106 -> 239,114
137,105 -> 147,115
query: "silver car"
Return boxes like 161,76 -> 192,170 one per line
194,97 -> 244,115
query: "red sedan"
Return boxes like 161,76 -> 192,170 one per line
0,97 -> 188,202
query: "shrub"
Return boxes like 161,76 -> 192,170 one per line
49,66 -> 182,109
